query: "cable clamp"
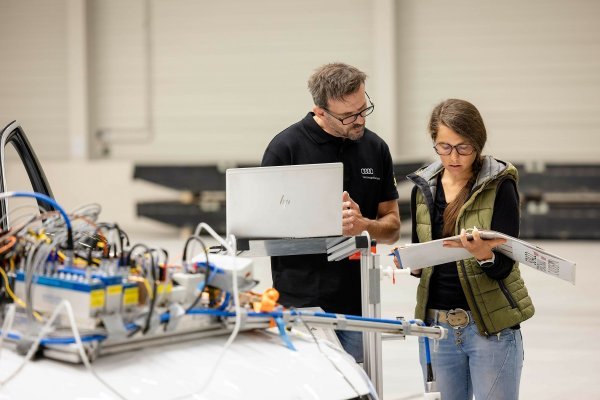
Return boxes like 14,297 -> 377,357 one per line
281,309 -> 293,324
237,307 -> 248,327
402,319 -> 412,335
433,337 -> 440,353
335,314 -> 348,330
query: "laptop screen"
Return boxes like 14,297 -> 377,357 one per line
226,163 -> 343,239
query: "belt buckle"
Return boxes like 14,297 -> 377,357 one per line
446,308 -> 469,329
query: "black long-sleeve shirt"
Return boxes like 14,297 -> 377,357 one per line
412,175 -> 520,310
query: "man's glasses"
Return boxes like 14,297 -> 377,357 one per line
323,92 -> 375,125
433,142 -> 475,156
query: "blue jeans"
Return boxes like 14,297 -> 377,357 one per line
419,311 -> 523,400
335,330 -> 364,363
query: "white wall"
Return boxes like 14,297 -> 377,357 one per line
395,0 -> 600,164
0,0 -> 69,159
88,0 -> 380,163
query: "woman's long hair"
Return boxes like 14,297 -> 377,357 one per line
428,99 -> 487,237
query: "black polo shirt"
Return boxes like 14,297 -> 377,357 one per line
261,112 -> 398,316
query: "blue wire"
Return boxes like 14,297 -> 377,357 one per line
0,330 -> 106,345
1,305 -> 433,346
11,191 -> 72,230
1,332 -> 22,341
159,313 -> 168,324
275,310 -> 412,326
217,292 -> 230,310
424,336 -> 432,364
195,261 -> 215,290
125,322 -> 139,331
182,308 -> 429,332
9,191 -> 74,249
41,334 -> 107,345
158,290 -> 230,324
186,309 -> 234,316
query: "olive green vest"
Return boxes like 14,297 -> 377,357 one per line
409,156 -> 534,335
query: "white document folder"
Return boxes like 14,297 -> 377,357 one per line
396,230 -> 576,284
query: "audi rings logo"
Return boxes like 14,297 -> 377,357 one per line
361,167 -> 380,181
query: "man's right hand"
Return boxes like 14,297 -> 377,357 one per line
342,191 -> 369,236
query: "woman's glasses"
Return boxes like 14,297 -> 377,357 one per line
433,142 -> 475,156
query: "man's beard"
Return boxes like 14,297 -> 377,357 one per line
343,124 -> 365,140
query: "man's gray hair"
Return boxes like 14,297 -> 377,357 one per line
307,63 -> 367,109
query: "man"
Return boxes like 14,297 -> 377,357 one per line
261,62 -> 400,362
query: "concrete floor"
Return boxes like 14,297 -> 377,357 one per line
139,234 -> 599,399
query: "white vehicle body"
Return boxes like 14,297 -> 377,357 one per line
0,330 -> 376,400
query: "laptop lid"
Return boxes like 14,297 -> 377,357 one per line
226,163 -> 343,239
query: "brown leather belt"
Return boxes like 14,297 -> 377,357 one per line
427,308 -> 470,329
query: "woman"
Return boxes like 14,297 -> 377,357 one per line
407,99 -> 534,400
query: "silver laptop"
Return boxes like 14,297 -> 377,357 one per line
226,163 -> 343,239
